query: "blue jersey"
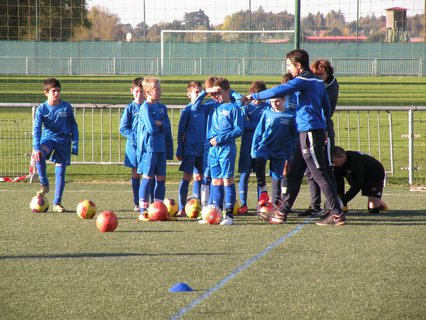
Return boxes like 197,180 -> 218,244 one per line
120,101 -> 141,147
251,70 -> 330,133
240,101 -> 269,154
33,100 -> 79,152
207,102 -> 244,146
177,101 -> 208,158
137,101 -> 173,159
251,108 -> 297,160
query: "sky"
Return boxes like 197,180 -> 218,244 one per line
87,0 -> 424,27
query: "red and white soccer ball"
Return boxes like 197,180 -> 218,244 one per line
164,198 -> 179,217
96,210 -> 118,232
185,198 -> 202,219
201,204 -> 222,225
30,195 -> 50,213
76,199 -> 97,219
148,201 -> 169,221
257,202 -> 276,222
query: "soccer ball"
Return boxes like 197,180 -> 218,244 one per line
76,199 -> 97,219
185,198 -> 201,219
148,201 -> 169,221
30,195 -> 49,213
164,198 -> 178,217
257,202 -> 275,222
202,204 -> 222,225
96,211 -> 118,232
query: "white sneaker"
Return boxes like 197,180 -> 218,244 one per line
198,219 -> 208,224
220,215 -> 234,226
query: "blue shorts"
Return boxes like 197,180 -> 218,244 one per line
238,152 -> 255,174
137,152 -> 166,177
256,150 -> 285,180
179,155 -> 203,175
124,142 -> 138,168
40,138 -> 71,165
209,144 -> 236,179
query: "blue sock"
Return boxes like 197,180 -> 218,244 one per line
178,179 -> 190,210
154,180 -> 166,201
239,172 -> 249,206
150,179 -> 156,203
35,155 -> 49,186
131,178 -> 140,205
139,178 -> 152,205
211,185 -> 224,210
53,164 -> 66,205
225,184 -> 236,217
193,180 -> 201,199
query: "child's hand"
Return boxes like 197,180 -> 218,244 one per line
210,137 -> 218,146
176,155 -> 182,161
240,95 -> 252,105
71,144 -> 78,155
32,150 -> 43,162
155,120 -> 162,126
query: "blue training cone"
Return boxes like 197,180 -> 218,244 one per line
169,282 -> 194,292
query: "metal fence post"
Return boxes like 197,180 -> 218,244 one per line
408,109 -> 414,185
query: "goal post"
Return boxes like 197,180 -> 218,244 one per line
160,29 -> 295,75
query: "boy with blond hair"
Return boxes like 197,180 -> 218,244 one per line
120,77 -> 144,212
137,77 -> 173,221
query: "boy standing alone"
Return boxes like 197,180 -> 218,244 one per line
32,77 -> 79,212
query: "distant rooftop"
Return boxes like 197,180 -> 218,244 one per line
385,7 -> 407,12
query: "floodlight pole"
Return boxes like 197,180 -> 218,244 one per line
294,0 -> 300,49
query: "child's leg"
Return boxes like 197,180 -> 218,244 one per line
210,179 -> 224,210
192,174 -> 202,200
131,168 -> 140,207
238,172 -> 249,206
150,180 -> 156,203
271,178 -> 281,204
35,148 -> 49,187
178,173 -> 192,210
53,163 -> 66,205
201,176 -> 211,207
224,177 -> 236,218
139,177 -> 152,212
154,176 -> 166,201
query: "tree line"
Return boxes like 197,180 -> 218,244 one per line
0,1 -> 424,42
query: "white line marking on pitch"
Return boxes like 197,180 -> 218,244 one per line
169,219 -> 312,320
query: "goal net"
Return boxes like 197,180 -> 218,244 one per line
160,29 -> 295,75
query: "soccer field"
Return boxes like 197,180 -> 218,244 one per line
1,182 -> 425,319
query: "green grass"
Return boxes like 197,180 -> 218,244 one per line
1,75 -> 426,105
1,183 -> 425,319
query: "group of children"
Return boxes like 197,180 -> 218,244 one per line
33,49 -> 389,226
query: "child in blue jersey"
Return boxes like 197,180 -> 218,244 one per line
176,81 -> 206,215
241,49 -> 346,226
205,78 -> 244,226
136,77 -> 173,221
252,96 -> 297,224
237,81 -> 270,215
119,77 -> 144,212
32,78 -> 79,212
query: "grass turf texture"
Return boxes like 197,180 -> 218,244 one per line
1,75 -> 426,105
1,183 -> 425,319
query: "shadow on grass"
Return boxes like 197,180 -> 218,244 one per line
0,252 -> 226,261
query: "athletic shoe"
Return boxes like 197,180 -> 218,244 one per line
198,219 -> 208,224
237,204 -> 248,215
138,210 -> 152,222
258,191 -> 269,206
36,184 -> 50,196
315,211 -> 346,226
342,205 -> 349,213
298,207 -> 322,217
52,204 -> 65,213
269,211 -> 287,224
220,215 -> 234,226
133,205 -> 140,212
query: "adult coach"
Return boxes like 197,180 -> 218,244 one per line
241,49 -> 345,226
